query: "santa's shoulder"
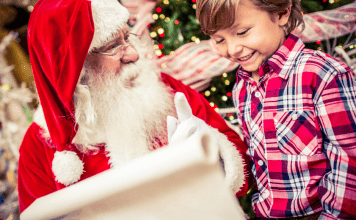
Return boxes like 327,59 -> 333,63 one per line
160,72 -> 198,98
20,122 -> 55,155
160,72 -> 181,87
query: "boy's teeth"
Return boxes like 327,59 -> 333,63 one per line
239,53 -> 253,61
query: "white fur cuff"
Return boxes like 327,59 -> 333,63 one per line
210,127 -> 245,193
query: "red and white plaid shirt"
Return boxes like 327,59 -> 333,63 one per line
233,34 -> 356,219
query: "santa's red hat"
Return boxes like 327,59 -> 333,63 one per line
28,0 -> 129,186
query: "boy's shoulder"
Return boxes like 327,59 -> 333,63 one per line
293,47 -> 351,77
269,35 -> 352,81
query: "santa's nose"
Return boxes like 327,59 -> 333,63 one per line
121,45 -> 139,64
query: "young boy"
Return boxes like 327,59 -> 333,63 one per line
196,0 -> 356,219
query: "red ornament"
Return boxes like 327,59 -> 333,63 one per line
227,92 -> 232,97
226,113 -> 234,117
159,33 -> 165,38
158,44 -> 164,49
316,40 -> 321,44
156,7 -> 162,13
174,20 -> 179,24
192,0 -> 196,2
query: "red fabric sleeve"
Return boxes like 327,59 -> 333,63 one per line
17,123 -> 57,213
161,73 -> 252,196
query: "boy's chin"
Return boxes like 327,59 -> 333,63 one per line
239,65 -> 259,74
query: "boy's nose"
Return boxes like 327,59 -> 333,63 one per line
227,43 -> 243,59
121,46 -> 139,64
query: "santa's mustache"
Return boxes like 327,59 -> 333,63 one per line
117,63 -> 141,88
87,62 -> 143,90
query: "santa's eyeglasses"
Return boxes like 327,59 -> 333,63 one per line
92,33 -> 139,58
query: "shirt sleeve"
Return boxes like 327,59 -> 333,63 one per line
161,73 -> 252,197
315,70 -> 356,219
17,123 -> 58,213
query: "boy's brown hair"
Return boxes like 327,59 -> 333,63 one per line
196,0 -> 305,36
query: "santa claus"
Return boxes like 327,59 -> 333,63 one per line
17,0 -> 251,213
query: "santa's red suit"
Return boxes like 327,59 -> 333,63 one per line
17,0 -> 251,213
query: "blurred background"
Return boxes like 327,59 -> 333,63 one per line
0,0 -> 355,219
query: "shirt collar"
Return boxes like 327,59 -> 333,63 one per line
268,34 -> 305,79
237,34 -> 305,81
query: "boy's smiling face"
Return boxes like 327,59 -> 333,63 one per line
211,0 -> 290,79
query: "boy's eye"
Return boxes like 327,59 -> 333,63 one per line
215,39 -> 224,44
237,29 -> 249,35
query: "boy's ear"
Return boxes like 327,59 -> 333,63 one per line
277,5 -> 291,26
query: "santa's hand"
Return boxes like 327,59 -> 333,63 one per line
167,92 -> 217,146
167,93 -> 245,194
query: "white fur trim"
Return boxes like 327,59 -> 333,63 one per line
32,105 -> 54,143
210,127 -> 245,193
89,0 -> 130,52
52,151 -> 84,186
33,105 -> 48,132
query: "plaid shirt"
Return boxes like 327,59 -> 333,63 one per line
233,34 -> 356,219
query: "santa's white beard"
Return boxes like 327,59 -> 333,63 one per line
72,60 -> 176,167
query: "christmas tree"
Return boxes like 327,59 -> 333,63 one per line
148,0 -> 209,56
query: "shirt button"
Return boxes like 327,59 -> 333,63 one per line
262,190 -> 270,198
292,114 -> 298,120
255,91 -> 261,98
258,160 -> 264,166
